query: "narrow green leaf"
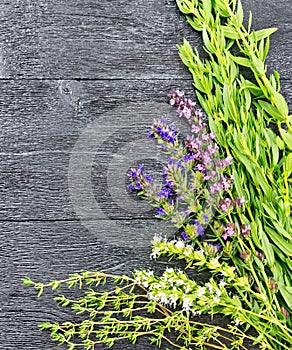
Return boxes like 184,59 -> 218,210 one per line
284,153 -> 292,174
279,128 -> 292,150
202,24 -> 214,52
261,230 -> 275,267
272,221 -> 292,241
187,16 -> 203,31
221,26 -> 242,39
236,0 -> 244,26
276,135 -> 285,150
257,100 -> 285,121
247,11 -> 253,32
253,28 -> 277,41
278,283 -> 292,309
202,0 -> 212,23
229,53 -> 250,67
272,91 -> 289,117
266,227 -> 292,257
261,202 -> 277,221
232,168 -> 245,199
176,0 -> 195,14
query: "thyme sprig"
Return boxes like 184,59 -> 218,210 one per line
23,272 -> 258,350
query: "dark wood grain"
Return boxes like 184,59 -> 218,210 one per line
0,0 -> 291,349
0,0 -> 290,79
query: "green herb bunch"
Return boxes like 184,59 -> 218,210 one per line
23,269 -> 263,350
175,0 -> 291,325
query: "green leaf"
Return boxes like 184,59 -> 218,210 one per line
272,221 -> 292,241
232,168 -> 245,199
273,91 -> 289,117
247,11 -> 252,33
250,54 -> 265,74
202,24 -> 214,52
257,100 -> 286,121
284,153 -> 292,175
22,277 -> 35,287
251,221 -> 261,249
187,16 -> 203,31
280,128 -> 292,150
278,283 -> 292,309
261,202 -> 277,221
175,0 -> 195,14
229,53 -> 250,67
236,0 -> 244,26
276,135 -> 285,150
265,227 -> 292,257
267,130 -> 279,166
202,0 -> 212,23
221,26 -> 242,39
253,28 -> 277,41
261,230 -> 275,267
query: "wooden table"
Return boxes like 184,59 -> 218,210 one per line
0,1 -> 291,349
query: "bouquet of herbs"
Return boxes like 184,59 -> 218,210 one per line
24,0 -> 291,349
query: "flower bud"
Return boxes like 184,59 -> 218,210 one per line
255,251 -> 265,261
280,306 -> 289,319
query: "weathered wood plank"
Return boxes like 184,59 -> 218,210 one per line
0,0 -> 290,79
0,79 -> 291,222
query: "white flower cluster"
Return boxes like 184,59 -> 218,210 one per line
134,267 -> 230,316
150,235 -> 207,266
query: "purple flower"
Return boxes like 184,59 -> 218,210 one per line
183,153 -> 195,162
234,196 -> 248,208
156,187 -> 172,198
181,231 -> 189,240
150,119 -> 177,145
218,198 -> 232,212
241,224 -> 251,238
156,207 -> 166,216
222,223 -> 237,240
194,220 -> 205,236
210,182 -> 222,194
128,166 -> 153,191
202,214 -> 209,223
195,163 -> 206,173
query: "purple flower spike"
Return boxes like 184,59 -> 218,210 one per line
156,207 -> 166,216
181,231 -> 189,240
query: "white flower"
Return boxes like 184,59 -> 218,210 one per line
152,234 -> 162,243
165,267 -> 174,273
175,240 -> 185,248
232,318 -> 240,326
213,296 -> 220,303
196,286 -> 206,297
182,297 -> 193,311
206,282 -> 213,293
147,292 -> 154,300
215,289 -> 222,297
184,284 -> 190,294
168,294 -> 177,308
145,270 -> 153,276
192,310 -> 202,316
219,280 -> 227,287
184,247 -> 193,257
157,292 -> 168,305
